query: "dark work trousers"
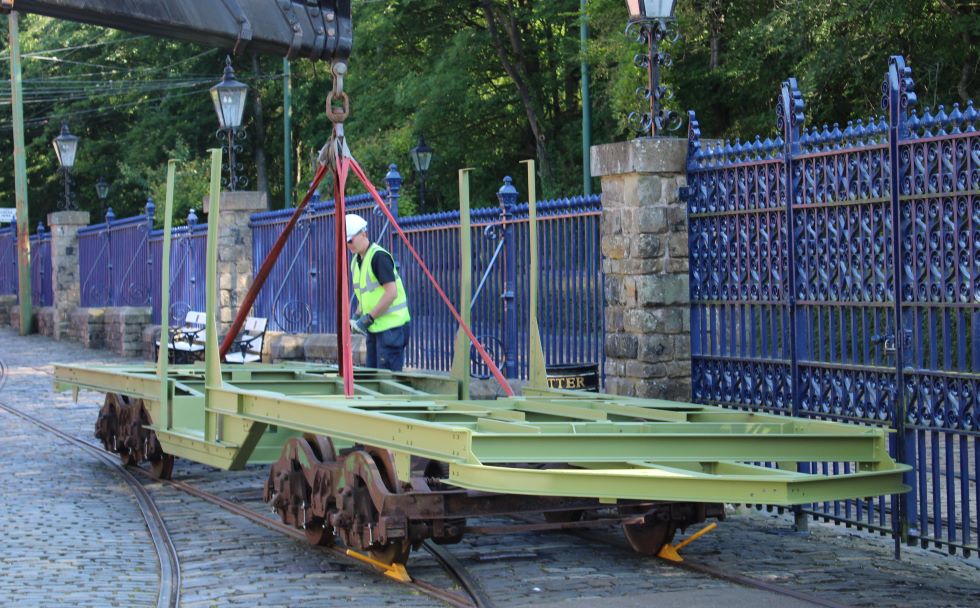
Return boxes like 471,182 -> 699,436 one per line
365,322 -> 411,371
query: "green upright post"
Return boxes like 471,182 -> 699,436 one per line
523,159 -> 547,389
204,148 -> 223,442
8,11 -> 32,335
157,160 -> 177,431
580,0 -> 592,196
282,58 -> 292,208
451,168 -> 473,400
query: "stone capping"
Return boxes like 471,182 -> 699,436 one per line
591,137 -> 688,177
104,307 -> 151,357
202,190 -> 268,214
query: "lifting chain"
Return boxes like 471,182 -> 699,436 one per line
319,60 -> 350,168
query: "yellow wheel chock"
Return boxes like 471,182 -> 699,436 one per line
657,522 -> 718,562
345,548 -> 412,582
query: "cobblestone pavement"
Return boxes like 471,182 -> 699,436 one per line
1,328 -> 978,607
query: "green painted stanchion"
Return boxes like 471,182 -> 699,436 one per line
451,168 -> 473,400
157,160 -> 177,430
204,148 -> 223,442
523,159 -> 547,389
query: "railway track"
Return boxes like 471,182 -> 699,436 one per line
534,516 -> 854,608
0,399 -> 488,608
0,400 -> 181,608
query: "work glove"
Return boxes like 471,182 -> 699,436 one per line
350,313 -> 373,335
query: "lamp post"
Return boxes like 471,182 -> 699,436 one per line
409,135 -> 433,214
52,121 -> 79,210
497,176 -> 518,380
625,0 -> 681,137
210,56 -> 249,191
95,176 -> 109,215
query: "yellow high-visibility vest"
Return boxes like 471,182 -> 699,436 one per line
350,243 -> 410,332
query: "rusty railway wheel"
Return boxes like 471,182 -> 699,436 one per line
622,519 -> 676,556
149,453 -> 175,480
304,435 -> 337,547
266,435 -> 339,548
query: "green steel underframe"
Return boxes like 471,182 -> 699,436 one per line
54,364 -> 910,506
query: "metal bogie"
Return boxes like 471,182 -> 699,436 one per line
95,393 -> 172,476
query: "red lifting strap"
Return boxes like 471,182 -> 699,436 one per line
334,155 -> 354,396
349,158 -> 515,397
219,162 -> 330,360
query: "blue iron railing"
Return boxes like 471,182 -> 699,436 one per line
0,221 -> 51,306
78,201 -> 156,308
0,223 -> 15,297
687,55 -> 978,557
150,209 -> 208,325
250,174 -> 603,381
250,191 -> 382,335
30,223 -> 52,307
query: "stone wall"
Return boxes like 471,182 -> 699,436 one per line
104,307 -> 150,357
203,191 -> 266,332
70,308 -> 105,349
591,137 -> 691,401
48,210 -> 90,340
35,307 -> 56,337
0,295 -> 15,327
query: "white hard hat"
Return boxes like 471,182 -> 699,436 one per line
345,214 -> 368,242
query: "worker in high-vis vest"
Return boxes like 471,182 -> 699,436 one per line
345,214 -> 412,371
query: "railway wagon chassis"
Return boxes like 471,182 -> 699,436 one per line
53,152 -> 908,567
57,362 -> 910,565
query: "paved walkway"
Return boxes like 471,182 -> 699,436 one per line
0,327 -> 978,607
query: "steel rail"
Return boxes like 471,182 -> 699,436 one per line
0,401 -> 181,608
422,540 -> 496,608
0,392 -> 480,608
157,476 -> 480,608
539,516 -> 854,608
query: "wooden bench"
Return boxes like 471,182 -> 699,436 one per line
156,311 -> 207,363
223,316 -> 267,364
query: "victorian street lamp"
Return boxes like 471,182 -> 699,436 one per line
409,135 -> 433,213
210,56 -> 248,190
53,121 -> 79,210
625,0 -> 681,137
95,176 -> 111,219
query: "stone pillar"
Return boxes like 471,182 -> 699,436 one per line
204,191 -> 267,332
47,210 -> 90,340
591,138 -> 690,401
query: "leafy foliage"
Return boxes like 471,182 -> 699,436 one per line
0,1 -> 975,229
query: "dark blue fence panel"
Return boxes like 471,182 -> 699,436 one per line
150,213 -> 208,326
0,223 -> 51,306
687,56 -> 978,557
250,192 -> 381,334
251,185 -> 603,381
78,204 -> 155,308
0,225 -> 16,296
30,227 -> 52,307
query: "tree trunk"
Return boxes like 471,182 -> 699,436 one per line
480,0 -> 554,188
250,53 -> 269,197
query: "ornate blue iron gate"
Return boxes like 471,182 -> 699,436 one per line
150,209 -> 207,325
78,201 -> 155,308
687,55 -> 978,556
